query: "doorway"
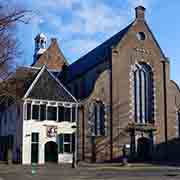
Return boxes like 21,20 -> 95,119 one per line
45,141 -> 58,163
137,137 -> 151,161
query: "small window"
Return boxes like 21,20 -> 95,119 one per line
64,134 -> 71,142
47,107 -> 57,121
27,103 -> 31,120
32,105 -> 39,120
72,106 -> 76,122
64,108 -> 71,122
32,133 -> 39,143
64,134 -> 71,153
58,106 -> 65,122
40,105 -> 46,121
58,134 -> 75,153
40,40 -> 44,47
137,32 -> 146,41
64,144 -> 71,153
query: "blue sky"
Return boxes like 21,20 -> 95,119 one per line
10,0 -> 180,85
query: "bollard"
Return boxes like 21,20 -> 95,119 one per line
122,145 -> 128,166
31,163 -> 37,175
72,152 -> 76,168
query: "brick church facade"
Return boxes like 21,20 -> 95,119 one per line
0,6 -> 180,164
61,6 -> 180,162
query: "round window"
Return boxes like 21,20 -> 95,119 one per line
137,32 -> 146,41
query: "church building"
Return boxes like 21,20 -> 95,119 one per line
0,6 -> 180,164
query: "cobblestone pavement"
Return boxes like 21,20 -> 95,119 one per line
0,163 -> 180,180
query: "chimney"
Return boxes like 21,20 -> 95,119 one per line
135,6 -> 146,21
51,38 -> 57,43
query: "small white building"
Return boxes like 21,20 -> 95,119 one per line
0,65 -> 78,164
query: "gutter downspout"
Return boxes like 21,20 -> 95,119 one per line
161,59 -> 168,159
109,49 -> 113,161
81,105 -> 85,160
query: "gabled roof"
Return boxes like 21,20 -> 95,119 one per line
24,66 -> 77,102
60,23 -> 132,82
0,66 -> 77,105
32,38 -> 69,70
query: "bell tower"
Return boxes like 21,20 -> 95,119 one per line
33,33 -> 47,64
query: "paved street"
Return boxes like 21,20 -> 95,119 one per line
0,163 -> 180,180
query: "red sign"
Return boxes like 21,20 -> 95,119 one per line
47,126 -> 57,137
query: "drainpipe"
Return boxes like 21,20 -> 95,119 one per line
81,105 -> 85,160
161,59 -> 168,158
109,48 -> 114,161
72,103 -> 79,168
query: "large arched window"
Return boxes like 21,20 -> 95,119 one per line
133,62 -> 154,124
88,101 -> 106,136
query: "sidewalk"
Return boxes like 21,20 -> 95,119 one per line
78,161 -> 180,170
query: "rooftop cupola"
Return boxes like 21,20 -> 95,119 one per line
135,6 -> 146,21
33,33 -> 47,64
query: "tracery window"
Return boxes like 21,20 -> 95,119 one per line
133,62 -> 154,124
89,101 -> 106,136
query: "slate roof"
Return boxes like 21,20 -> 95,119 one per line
0,66 -> 76,104
26,67 -> 76,102
61,23 -> 132,82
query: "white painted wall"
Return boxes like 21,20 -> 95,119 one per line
22,120 -> 76,164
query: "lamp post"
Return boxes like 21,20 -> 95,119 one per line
72,103 -> 79,168
72,124 -> 77,168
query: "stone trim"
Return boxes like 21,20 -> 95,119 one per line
129,61 -> 155,124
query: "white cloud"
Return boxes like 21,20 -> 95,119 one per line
75,2 -> 129,35
28,1 -> 130,47
64,38 -> 100,61
18,0 -> 156,63
37,0 -> 81,10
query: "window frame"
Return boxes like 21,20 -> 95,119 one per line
133,62 -> 154,124
32,104 -> 40,120
91,101 -> 106,137
58,134 -> 74,154
25,100 -> 77,123
47,106 -> 57,121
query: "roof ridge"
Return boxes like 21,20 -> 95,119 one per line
70,22 -> 133,67
62,22 -> 133,82
47,68 -> 77,102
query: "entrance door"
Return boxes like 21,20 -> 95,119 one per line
137,137 -> 151,161
31,143 -> 39,163
31,133 -> 39,163
45,141 -> 58,163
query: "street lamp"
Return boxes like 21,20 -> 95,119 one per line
71,124 -> 77,168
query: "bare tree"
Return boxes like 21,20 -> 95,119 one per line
0,2 -> 30,80
0,2 -> 31,107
